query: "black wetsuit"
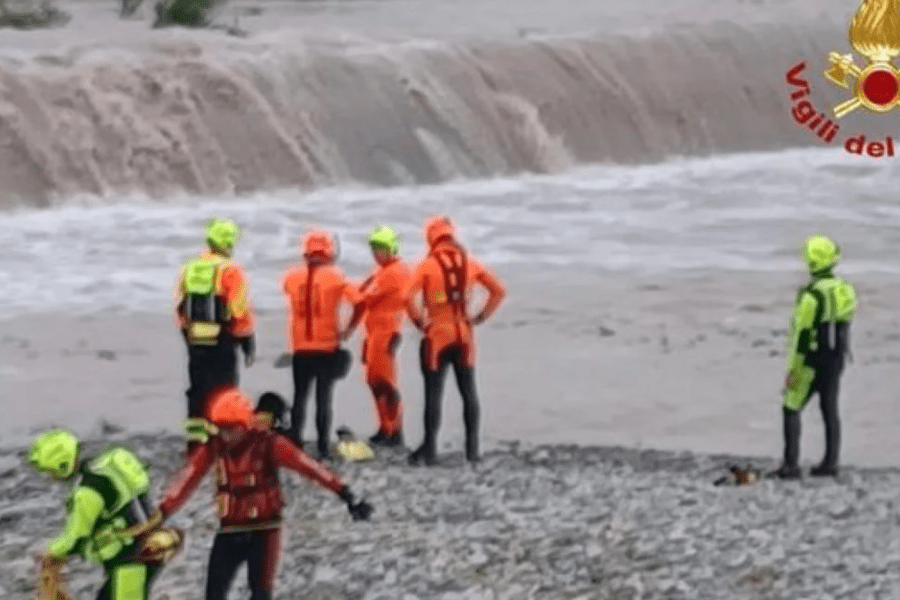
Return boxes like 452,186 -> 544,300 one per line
205,529 -> 280,600
181,309 -> 252,453
180,287 -> 252,425
414,341 -> 480,464
783,321 -> 848,473
185,339 -> 240,419
289,351 -> 341,456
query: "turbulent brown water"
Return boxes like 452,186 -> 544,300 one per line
0,10 -> 864,208
4,6 -> 900,597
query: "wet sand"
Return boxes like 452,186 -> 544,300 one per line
4,270 -> 897,468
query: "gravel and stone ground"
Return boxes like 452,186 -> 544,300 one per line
0,434 -> 898,600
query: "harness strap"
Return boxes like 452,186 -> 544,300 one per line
805,281 -> 850,358
304,265 -> 317,341
431,242 -> 468,340
184,261 -> 229,346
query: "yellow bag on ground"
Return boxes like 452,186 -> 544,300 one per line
334,438 -> 374,462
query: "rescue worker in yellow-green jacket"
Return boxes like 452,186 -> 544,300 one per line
177,218 -> 257,450
771,235 -> 857,480
28,428 -> 179,600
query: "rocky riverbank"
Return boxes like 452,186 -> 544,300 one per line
1,434 -> 897,599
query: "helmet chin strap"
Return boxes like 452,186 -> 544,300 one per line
306,253 -> 331,266
208,240 -> 232,257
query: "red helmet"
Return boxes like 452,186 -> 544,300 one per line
302,229 -> 336,259
206,387 -> 255,427
423,215 -> 455,248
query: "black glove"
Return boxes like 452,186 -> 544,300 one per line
349,499 -> 373,521
338,487 -> 374,521
239,335 -> 256,367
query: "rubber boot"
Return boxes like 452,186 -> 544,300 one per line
769,408 -> 802,480
369,394 -> 389,446
317,438 -> 330,460
465,431 -> 479,463
369,431 -> 388,446
408,444 -> 437,467
810,463 -> 839,477
812,374 -> 841,478
383,431 -> 404,448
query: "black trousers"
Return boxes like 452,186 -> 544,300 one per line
289,351 -> 339,455
186,341 -> 239,419
418,341 -> 480,461
783,359 -> 844,468
205,529 -> 280,600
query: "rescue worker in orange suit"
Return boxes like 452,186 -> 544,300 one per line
358,226 -> 411,447
149,386 -> 373,600
280,229 -> 365,458
176,218 -> 256,450
406,215 -> 506,466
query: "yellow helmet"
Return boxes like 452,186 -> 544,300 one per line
206,218 -> 240,256
28,428 -> 80,479
368,225 -> 400,256
803,235 -> 841,274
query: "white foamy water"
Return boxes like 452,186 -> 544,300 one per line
3,146 -> 898,318
3,0 -> 900,467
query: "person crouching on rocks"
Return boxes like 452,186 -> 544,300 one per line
27,428 -> 177,600
255,391 -> 304,449
148,385 -> 373,600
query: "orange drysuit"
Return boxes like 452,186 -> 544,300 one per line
405,239 -> 505,372
405,216 -> 506,466
281,259 -> 364,455
358,257 -> 411,437
280,264 -> 363,353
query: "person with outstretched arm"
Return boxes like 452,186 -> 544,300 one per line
146,386 -> 373,600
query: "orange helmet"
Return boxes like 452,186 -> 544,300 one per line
302,229 -> 336,259
423,215 -> 455,248
206,387 -> 255,427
